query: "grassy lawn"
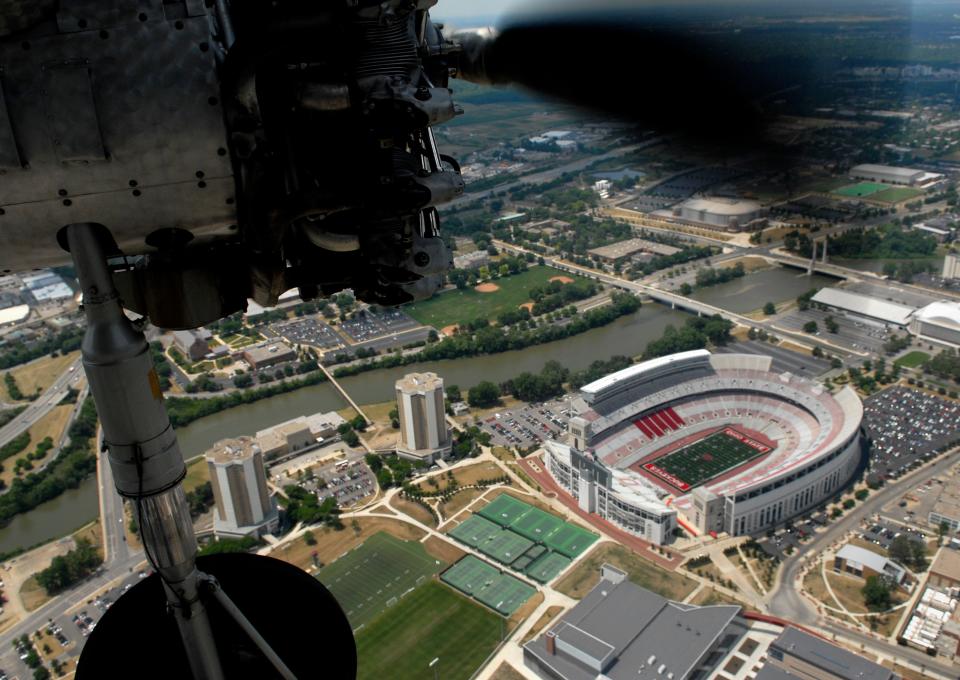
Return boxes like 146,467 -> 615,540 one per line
388,496 -> 437,528
872,187 -> 923,203
20,575 -> 50,612
415,461 -> 503,493
690,587 -> 747,608
439,488 -> 485,520
402,266 -> 582,329
183,458 -> 210,493
355,581 -> 502,680
895,351 -> 930,369
271,517 -> 426,572
0,351 -> 80,401
0,404 -> 75,488
554,542 -> 697,602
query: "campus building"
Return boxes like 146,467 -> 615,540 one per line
850,163 -> 943,188
206,437 -> 279,539
255,411 -> 347,460
834,544 -> 908,586
523,567 -> 894,680
395,372 -> 452,463
910,301 -> 960,347
676,197 -> 766,231
172,328 -> 211,361
544,350 -> 862,545
242,341 -> 296,370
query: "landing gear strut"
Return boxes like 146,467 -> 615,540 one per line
66,222 -> 226,680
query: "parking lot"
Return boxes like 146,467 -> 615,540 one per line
339,309 -> 419,343
0,569 -> 148,679
276,452 -> 376,509
273,317 -> 344,351
862,519 -> 928,552
776,308 -> 891,355
755,514 -> 825,560
863,386 -> 960,480
477,399 -> 570,448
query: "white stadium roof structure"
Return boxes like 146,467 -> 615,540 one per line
912,301 -> 960,331
850,163 -> 924,181
0,304 -> 29,325
811,287 -> 915,326
680,197 -> 761,216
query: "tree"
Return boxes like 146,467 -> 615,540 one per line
862,575 -> 892,610
303,530 -> 317,546
232,373 -> 253,389
763,302 -> 776,315
445,385 -> 462,402
467,381 -> 501,408
812,346 -> 824,358
803,321 -> 818,334
824,316 -> 839,334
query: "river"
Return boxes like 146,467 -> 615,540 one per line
0,265 -> 834,553
692,267 -> 837,314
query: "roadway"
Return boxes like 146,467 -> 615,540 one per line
0,356 -> 83,449
766,447 -> 960,678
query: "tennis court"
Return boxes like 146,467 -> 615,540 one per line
448,514 -> 501,548
442,556 -> 536,616
318,532 -> 444,629
525,552 -> 572,584
478,529 -> 534,565
478,493 -> 532,527
543,524 -> 599,559
510,506 -> 564,542
441,555 -> 501,596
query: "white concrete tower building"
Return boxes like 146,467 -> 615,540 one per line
395,372 -> 452,463
206,436 -> 279,539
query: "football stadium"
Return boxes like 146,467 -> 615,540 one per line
543,350 -> 863,544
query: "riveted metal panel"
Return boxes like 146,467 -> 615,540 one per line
0,15 -> 235,267
0,75 -> 22,168
42,63 -> 107,164
56,0 -> 165,33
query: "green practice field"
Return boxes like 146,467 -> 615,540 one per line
832,182 -> 888,197
642,428 -> 772,492
832,182 -> 922,203
402,266 -> 581,329
871,187 -> 923,203
894,350 -> 930,369
441,555 -> 537,615
355,581 -> 502,680
317,532 -> 444,629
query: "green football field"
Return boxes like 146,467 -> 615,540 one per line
643,428 -> 772,492
832,182 -> 888,197
317,532 -> 444,629
355,581 -> 503,680
402,266 -> 582,329
871,187 -> 923,203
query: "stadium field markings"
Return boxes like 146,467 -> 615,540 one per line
642,427 -> 773,492
316,531 -> 445,629
354,580 -> 502,680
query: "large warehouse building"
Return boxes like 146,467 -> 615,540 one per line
850,163 -> 944,188
542,350 -> 862,544
676,197 -> 766,231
